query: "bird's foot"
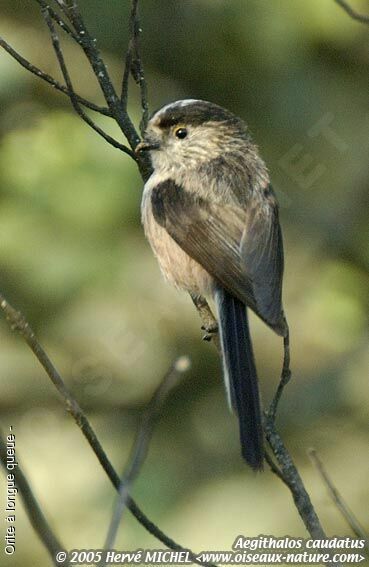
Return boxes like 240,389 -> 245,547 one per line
201,322 -> 219,341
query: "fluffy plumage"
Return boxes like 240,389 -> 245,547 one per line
138,99 -> 286,469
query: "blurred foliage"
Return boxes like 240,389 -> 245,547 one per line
0,1 -> 368,565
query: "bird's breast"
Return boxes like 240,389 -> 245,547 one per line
141,176 -> 213,296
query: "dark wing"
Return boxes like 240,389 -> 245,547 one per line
151,179 -> 285,335
240,191 -> 285,334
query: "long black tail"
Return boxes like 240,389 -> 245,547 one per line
215,287 -> 264,470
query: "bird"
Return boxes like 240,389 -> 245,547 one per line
136,99 -> 287,470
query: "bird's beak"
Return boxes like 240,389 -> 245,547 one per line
135,140 -> 160,155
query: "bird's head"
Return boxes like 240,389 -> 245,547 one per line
135,99 -> 248,173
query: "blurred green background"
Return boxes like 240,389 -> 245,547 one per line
0,1 -> 368,565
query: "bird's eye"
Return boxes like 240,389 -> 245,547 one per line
174,127 -> 188,139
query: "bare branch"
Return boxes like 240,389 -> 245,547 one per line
60,0 -> 141,152
309,449 -> 369,552
264,450 -> 286,483
121,0 -> 150,135
104,356 -> 191,558
126,356 -> 191,483
121,0 -> 140,107
129,0 -> 149,135
266,321 -> 291,421
121,38 -> 133,110
334,0 -> 369,24
38,2 -> 135,158
53,0 -> 73,22
190,294 -> 326,544
0,37 -> 111,116
1,3 -> 354,559
190,296 -> 324,542
261,321 -> 329,541
33,0 -> 79,41
0,431 -> 69,567
260,316 -> 334,544
264,419 -> 326,539
191,296 -> 325,538
1,1 -> 152,177
0,293 -> 214,567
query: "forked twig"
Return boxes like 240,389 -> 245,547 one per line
264,450 -> 286,483
0,37 -> 111,116
0,294 -> 214,567
0,0 -> 359,560
33,0 -> 79,41
129,0 -> 149,134
53,0 -> 73,22
57,0 -> 141,152
121,0 -> 149,133
38,2 -> 135,158
120,0 -> 152,176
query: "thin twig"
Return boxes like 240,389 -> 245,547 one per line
264,419 -> 326,539
121,0 -> 151,174
38,3 -> 135,158
129,0 -> 149,134
261,319 -> 330,544
334,0 -> 369,24
121,0 -> 138,107
262,319 -> 327,542
124,356 -> 191,484
61,0 -> 141,153
103,356 -> 191,561
121,38 -> 133,110
309,449 -> 369,553
33,0 -> 80,41
266,432 -> 342,567
191,298 -> 324,541
190,296 -> 317,538
267,321 -> 291,421
0,37 -> 111,116
0,294 -> 215,567
1,1 -> 345,555
264,450 -> 286,483
0,431 -> 69,567
264,435 -> 343,567
1,1 -> 151,177
53,0 -> 73,22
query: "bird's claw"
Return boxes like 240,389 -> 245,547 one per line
201,322 -> 218,341
200,322 -> 218,333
